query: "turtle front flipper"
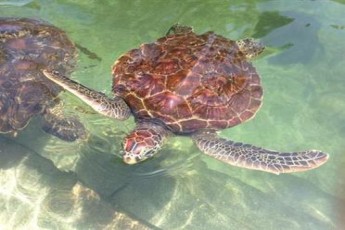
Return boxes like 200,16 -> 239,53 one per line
123,122 -> 170,164
192,132 -> 329,174
42,70 -> 130,120
41,100 -> 86,142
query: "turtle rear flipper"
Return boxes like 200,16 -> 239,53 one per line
192,132 -> 329,174
166,24 -> 193,36
41,101 -> 86,142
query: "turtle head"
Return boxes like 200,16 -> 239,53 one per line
236,38 -> 265,59
122,137 -> 158,164
122,124 -> 166,164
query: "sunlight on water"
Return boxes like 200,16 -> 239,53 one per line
0,137 -> 154,229
0,0 -> 32,6
1,0 -> 345,229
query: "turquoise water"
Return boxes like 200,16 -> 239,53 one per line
0,0 -> 344,229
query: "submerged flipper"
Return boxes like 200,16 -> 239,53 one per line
42,70 -> 130,120
192,132 -> 329,174
41,100 -> 86,141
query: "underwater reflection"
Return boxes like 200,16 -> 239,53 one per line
68,127 -> 338,229
0,136 -> 155,229
255,11 -> 322,65
0,113 -> 341,229
0,0 -> 32,6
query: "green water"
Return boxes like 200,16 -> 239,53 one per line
0,0 -> 344,229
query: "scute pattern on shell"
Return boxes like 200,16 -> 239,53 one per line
113,30 -> 263,133
0,18 -> 77,133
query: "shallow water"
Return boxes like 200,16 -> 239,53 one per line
0,0 -> 344,229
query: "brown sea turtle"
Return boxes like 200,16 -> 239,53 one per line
0,17 -> 85,141
43,25 -> 328,174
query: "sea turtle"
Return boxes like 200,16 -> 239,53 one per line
43,25 -> 328,174
0,17 -> 85,141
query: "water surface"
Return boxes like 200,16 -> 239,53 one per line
0,0 -> 344,229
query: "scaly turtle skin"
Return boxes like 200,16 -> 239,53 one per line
43,25 -> 328,174
0,18 -> 85,141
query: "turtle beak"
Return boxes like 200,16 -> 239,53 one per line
122,150 -> 155,164
123,155 -> 139,164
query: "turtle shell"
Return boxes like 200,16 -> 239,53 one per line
0,18 -> 76,133
113,29 -> 263,134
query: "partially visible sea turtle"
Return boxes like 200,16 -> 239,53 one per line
43,25 -> 328,174
0,17 -> 85,141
